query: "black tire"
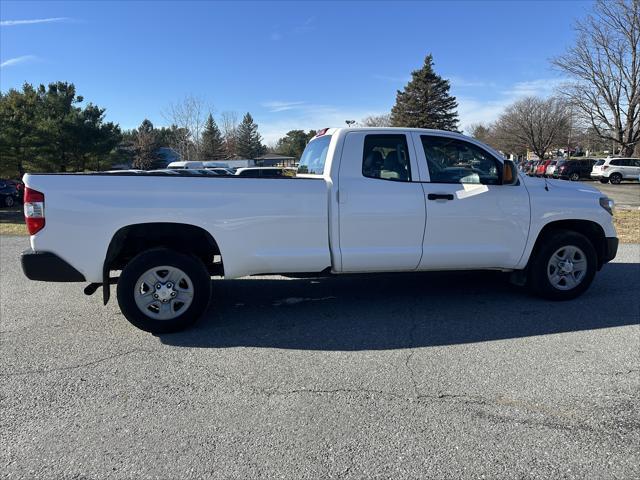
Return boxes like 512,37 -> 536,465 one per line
569,172 -> 580,181
609,173 -> 622,184
529,230 -> 597,300
117,248 -> 211,333
4,195 -> 15,208
599,177 -> 609,184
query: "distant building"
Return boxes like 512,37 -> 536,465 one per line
254,153 -> 296,167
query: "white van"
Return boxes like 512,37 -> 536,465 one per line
167,161 -> 204,170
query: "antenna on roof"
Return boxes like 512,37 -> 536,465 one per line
345,120 -> 356,127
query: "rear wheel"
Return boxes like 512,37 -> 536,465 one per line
569,172 -> 580,181
4,195 -> 15,207
529,230 -> 597,300
609,173 -> 622,184
117,248 -> 211,333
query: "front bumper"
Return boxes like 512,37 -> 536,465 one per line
602,237 -> 619,264
21,249 -> 86,282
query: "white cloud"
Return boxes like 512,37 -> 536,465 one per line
373,74 -> 411,84
448,76 -> 495,88
501,78 -> 567,97
455,77 -> 568,133
0,55 -> 38,68
262,100 -> 306,112
294,16 -> 316,34
0,17 -> 70,26
258,102 -> 385,143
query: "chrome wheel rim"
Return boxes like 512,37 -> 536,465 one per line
134,266 -> 193,320
547,245 -> 587,291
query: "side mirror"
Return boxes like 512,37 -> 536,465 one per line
502,160 -> 518,185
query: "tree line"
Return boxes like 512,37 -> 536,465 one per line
124,110 -> 267,170
0,86 -> 270,177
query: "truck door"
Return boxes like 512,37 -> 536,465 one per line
411,132 -> 530,270
337,132 -> 426,272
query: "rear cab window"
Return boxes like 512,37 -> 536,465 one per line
362,134 -> 412,182
298,135 -> 331,175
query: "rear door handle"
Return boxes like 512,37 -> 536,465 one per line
427,193 -> 454,201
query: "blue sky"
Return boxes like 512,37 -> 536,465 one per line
0,0 -> 591,143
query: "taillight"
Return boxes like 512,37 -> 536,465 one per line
315,128 -> 329,137
24,187 -> 45,235
603,166 -> 609,170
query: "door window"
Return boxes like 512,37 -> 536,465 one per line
421,136 -> 501,185
362,135 -> 411,182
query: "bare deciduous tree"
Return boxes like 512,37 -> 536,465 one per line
493,97 -> 570,160
552,0 -> 639,156
220,111 -> 238,158
163,95 -> 210,161
360,113 -> 392,127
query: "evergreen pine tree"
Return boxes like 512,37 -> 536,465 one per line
132,119 -> 160,170
236,112 -> 265,159
200,114 -> 226,160
390,54 -> 459,131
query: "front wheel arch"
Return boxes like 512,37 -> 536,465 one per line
528,220 -> 607,270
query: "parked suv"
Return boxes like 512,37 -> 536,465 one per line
555,158 -> 598,181
0,179 -> 21,207
591,158 -> 640,184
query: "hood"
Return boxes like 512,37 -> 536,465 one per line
520,174 -> 603,199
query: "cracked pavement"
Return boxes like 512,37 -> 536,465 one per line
1,236 -> 639,479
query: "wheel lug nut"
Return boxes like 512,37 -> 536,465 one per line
156,283 -> 161,289
153,294 -> 159,299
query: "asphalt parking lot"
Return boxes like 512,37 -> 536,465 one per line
1,235 -> 639,479
584,181 -> 640,209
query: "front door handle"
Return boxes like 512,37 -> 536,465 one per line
427,193 -> 454,201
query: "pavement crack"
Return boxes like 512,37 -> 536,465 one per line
404,350 -> 420,397
0,349 -> 149,377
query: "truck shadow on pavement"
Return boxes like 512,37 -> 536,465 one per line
158,263 -> 639,350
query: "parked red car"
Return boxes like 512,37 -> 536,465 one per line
535,160 -> 552,177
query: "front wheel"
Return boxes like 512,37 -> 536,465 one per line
4,195 -> 15,207
609,173 -> 622,184
529,230 -> 597,300
569,172 -> 580,181
117,248 -> 212,333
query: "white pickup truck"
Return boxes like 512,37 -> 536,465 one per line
21,128 -> 618,332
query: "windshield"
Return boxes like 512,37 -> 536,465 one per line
297,135 -> 331,175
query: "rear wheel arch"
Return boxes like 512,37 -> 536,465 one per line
102,223 -> 223,304
105,222 -> 223,273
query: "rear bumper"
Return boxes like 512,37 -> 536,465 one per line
602,237 -> 619,265
590,173 -> 603,178
21,249 -> 86,282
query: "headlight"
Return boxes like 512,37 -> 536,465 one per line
599,196 -> 614,215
